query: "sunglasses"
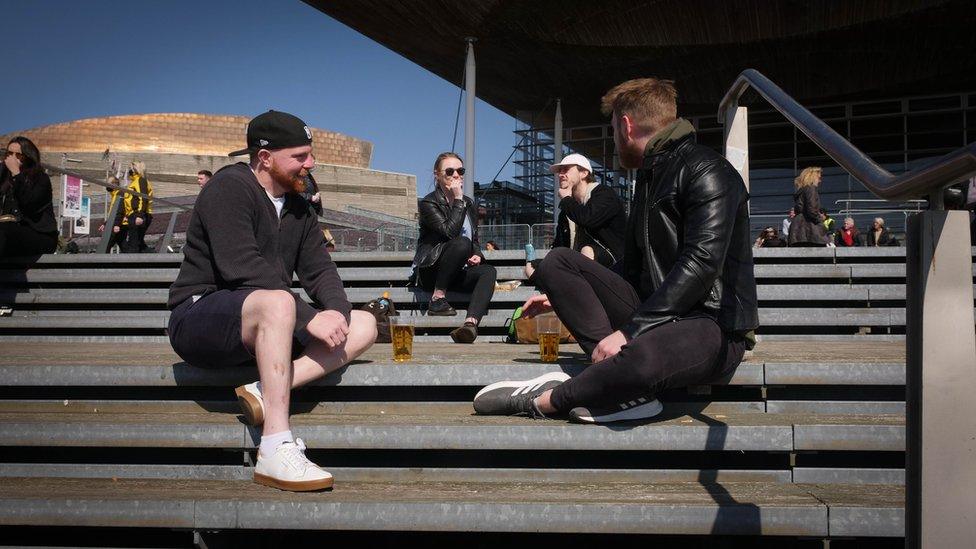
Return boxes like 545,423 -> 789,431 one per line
442,167 -> 465,177
4,150 -> 24,161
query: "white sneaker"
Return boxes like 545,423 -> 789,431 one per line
234,382 -> 264,426
253,438 -> 334,491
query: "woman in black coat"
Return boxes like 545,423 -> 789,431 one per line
787,166 -> 829,247
411,152 -> 497,343
0,136 -> 58,257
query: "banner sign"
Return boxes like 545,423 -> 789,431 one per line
62,175 -> 83,218
74,196 -> 91,235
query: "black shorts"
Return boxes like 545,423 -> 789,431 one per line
168,289 -> 306,368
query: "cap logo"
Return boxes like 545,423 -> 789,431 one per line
259,139 -> 269,146
304,126 -> 312,139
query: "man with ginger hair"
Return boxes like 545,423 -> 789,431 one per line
168,110 -> 377,491
474,78 -> 758,423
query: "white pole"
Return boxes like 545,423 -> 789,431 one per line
553,98 -> 562,224
464,37 -> 476,198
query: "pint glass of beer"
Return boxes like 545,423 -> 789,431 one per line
389,316 -> 415,362
536,314 -> 560,363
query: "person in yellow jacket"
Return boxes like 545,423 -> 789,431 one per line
114,161 -> 153,253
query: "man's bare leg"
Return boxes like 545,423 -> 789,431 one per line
240,290 -> 296,437
292,310 -> 377,387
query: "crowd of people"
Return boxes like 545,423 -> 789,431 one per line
755,167 -> 901,249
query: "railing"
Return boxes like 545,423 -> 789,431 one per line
720,69 -> 976,548
719,69 -> 976,204
42,163 -> 192,254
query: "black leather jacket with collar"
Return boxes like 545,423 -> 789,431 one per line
620,133 -> 759,340
412,186 -> 482,269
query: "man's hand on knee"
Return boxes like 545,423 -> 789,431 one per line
592,330 -> 627,363
307,310 -> 349,350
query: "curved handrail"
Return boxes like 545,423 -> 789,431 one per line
718,69 -> 976,203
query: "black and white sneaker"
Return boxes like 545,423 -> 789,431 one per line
569,397 -> 663,424
427,297 -> 457,316
473,372 -> 571,417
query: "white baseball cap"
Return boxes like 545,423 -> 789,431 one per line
549,153 -> 593,175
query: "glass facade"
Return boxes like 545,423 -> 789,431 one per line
511,92 -> 976,236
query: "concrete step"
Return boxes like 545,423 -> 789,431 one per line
0,403 -> 905,452
0,307 -> 933,330
13,284 -> 967,306
0,477 -> 904,537
0,341 -> 904,388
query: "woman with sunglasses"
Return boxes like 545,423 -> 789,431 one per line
0,136 -> 58,257
411,152 -> 497,343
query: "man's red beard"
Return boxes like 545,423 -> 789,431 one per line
269,160 -> 307,193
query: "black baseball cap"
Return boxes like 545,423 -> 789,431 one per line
228,110 -> 313,157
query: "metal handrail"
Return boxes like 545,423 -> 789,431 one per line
41,163 -> 192,212
718,69 -> 976,203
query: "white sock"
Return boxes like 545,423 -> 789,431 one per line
254,381 -> 263,395
259,430 -> 294,457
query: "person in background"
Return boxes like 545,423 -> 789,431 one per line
118,161 -> 153,253
523,153 -> 626,283
411,152 -> 497,343
299,170 -> 323,217
834,217 -> 862,247
781,208 -> 794,238
865,217 -> 898,246
197,170 -> 212,187
754,226 -> 787,248
821,209 -> 835,235
0,136 -> 58,257
787,167 -> 827,247
484,241 -> 499,251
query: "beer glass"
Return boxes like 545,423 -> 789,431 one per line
389,316 -> 414,362
536,314 -> 560,363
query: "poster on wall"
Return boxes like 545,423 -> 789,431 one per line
74,196 -> 91,235
62,175 -> 83,218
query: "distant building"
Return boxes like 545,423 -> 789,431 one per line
0,113 -> 416,221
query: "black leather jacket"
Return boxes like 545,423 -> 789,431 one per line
553,184 -> 626,267
412,186 -> 482,269
620,133 -> 759,340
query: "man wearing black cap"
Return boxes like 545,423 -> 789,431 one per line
168,110 -> 377,492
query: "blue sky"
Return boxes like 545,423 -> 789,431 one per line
0,0 -> 520,193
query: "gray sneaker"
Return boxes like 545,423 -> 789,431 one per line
569,397 -> 663,424
473,372 -> 571,417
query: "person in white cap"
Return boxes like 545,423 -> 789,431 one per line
523,152 -> 626,282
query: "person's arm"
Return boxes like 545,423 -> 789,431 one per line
14,172 -> 53,217
294,212 -> 352,330
620,160 -> 745,340
418,195 -> 467,240
558,186 -> 623,230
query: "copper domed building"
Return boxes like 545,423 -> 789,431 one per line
0,113 -> 416,220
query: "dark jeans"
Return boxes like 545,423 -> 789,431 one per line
122,213 -> 152,253
418,236 -> 497,321
537,248 -> 747,412
0,223 -> 58,257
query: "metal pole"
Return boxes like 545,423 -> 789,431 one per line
553,98 -> 563,224
463,37 -> 476,199
156,212 -> 179,253
905,210 -> 976,548
96,196 -> 121,254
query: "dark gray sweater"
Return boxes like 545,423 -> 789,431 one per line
168,163 -> 350,344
